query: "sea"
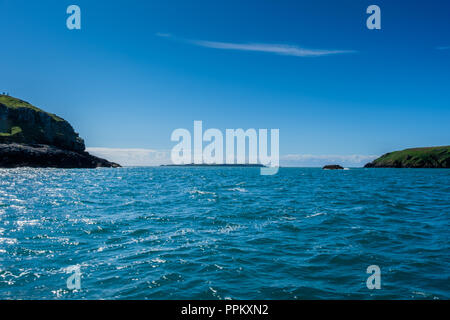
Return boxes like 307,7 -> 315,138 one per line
0,167 -> 448,299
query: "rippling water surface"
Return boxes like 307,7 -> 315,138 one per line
0,167 -> 448,299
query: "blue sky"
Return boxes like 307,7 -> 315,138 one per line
1,0 -> 449,166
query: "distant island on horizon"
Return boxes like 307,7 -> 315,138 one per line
161,163 -> 265,167
1,94 -> 449,170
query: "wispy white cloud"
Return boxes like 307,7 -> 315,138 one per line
156,33 -> 356,57
189,40 -> 355,57
155,32 -> 172,38
436,46 -> 450,50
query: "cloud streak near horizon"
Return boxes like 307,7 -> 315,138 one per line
280,154 -> 378,167
156,33 -> 356,57
87,147 -> 376,167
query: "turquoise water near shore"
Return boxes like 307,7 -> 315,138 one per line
0,167 -> 448,299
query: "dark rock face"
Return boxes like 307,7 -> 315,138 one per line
323,164 -> 344,170
364,162 -> 381,168
0,144 -> 120,168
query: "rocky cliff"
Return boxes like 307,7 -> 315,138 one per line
0,95 -> 120,168
364,146 -> 450,168
0,95 -> 85,152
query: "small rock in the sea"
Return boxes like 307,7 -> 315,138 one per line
322,164 -> 344,170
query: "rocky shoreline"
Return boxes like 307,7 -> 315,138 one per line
0,143 -> 120,168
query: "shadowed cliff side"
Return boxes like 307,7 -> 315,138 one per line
0,94 -> 120,168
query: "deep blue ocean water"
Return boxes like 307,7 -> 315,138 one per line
0,167 -> 448,300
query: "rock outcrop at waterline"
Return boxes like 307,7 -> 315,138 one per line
364,146 -> 450,168
0,143 -> 120,168
323,164 -> 344,170
0,95 -> 120,168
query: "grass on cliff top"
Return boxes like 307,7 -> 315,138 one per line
0,95 -> 64,122
0,126 -> 22,137
373,146 -> 450,165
